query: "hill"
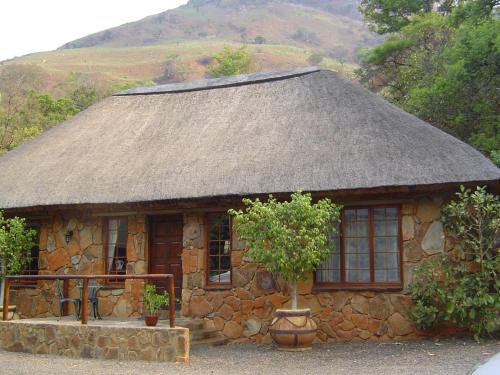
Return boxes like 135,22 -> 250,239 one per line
60,1 -> 375,62
0,0 -> 378,95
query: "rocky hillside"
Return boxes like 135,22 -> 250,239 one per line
59,0 -> 376,62
1,0 -> 378,95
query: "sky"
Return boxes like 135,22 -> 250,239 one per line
0,0 -> 188,61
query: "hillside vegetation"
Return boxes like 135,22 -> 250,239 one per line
59,0 -> 375,62
0,1 -> 375,95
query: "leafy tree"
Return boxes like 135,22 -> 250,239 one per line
0,65 -> 44,155
408,186 -> 500,340
308,53 -> 324,65
206,46 -> 253,78
358,0 -> 500,164
0,211 -> 37,303
229,191 -> 342,310
359,0 -> 436,34
70,86 -> 98,111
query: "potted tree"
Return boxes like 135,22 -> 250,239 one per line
143,284 -> 170,327
229,191 -> 341,351
0,211 -> 36,308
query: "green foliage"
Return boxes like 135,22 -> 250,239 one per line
143,284 -> 170,315
229,191 -> 342,283
0,65 -> 101,154
70,86 -> 98,111
358,1 -> 500,165
254,36 -> 267,44
308,53 -> 324,65
206,46 -> 253,77
36,93 -> 79,124
359,0 -> 436,34
408,186 -> 500,340
0,211 -> 37,279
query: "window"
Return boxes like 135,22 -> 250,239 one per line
206,214 -> 231,285
104,218 -> 128,282
20,224 -> 40,282
316,206 -> 401,287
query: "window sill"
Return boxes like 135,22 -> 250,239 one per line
204,285 -> 233,291
101,284 -> 125,290
312,284 -> 403,292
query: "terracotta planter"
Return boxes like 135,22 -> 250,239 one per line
270,309 -> 317,351
145,314 -> 159,327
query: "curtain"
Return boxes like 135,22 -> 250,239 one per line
107,219 -> 119,272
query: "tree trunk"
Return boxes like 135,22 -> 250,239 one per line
291,279 -> 297,310
0,259 -> 4,307
0,279 -> 4,309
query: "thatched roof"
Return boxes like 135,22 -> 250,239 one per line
0,67 -> 498,209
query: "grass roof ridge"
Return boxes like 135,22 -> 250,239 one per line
113,66 -> 323,96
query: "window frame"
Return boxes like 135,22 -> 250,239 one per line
314,205 -> 403,290
17,222 -> 40,285
205,212 -> 233,288
103,217 -> 129,285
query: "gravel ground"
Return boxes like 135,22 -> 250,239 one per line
1,338 -> 498,375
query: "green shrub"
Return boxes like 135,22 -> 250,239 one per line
0,211 -> 37,302
206,46 -> 253,78
143,284 -> 169,315
308,53 -> 324,65
408,186 -> 500,340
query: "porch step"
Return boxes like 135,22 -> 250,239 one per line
174,316 -> 228,347
175,318 -> 204,331
190,328 -> 221,341
190,335 -> 229,348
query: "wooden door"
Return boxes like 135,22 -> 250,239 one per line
149,215 -> 183,301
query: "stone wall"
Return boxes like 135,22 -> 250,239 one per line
13,212 -> 147,319
0,320 -> 189,363
181,196 -> 453,343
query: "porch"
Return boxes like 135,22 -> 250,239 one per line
1,274 -> 190,363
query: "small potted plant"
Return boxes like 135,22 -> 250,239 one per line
143,284 -> 170,327
230,191 -> 341,351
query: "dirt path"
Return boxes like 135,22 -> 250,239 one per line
1,338 -> 498,375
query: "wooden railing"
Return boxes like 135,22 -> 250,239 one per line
2,274 -> 176,327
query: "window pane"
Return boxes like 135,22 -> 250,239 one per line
220,256 -> 231,271
107,219 -> 128,277
208,256 -> 219,271
209,242 -> 219,256
207,214 -> 231,284
22,224 -> 40,276
343,209 -> 370,282
316,227 -> 341,283
374,208 -> 400,283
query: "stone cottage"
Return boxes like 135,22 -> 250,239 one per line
0,67 -> 498,343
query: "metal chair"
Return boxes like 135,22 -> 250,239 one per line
88,279 -> 102,320
55,279 -> 81,320
76,279 -> 102,320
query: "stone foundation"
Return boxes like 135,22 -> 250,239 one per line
0,319 -> 189,363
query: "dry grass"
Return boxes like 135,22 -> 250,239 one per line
2,41 -> 357,93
